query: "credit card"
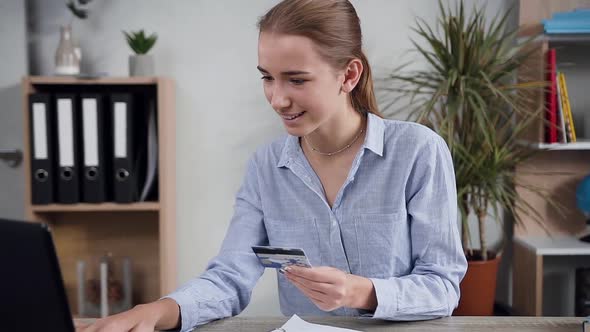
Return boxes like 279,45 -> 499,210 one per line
251,245 -> 312,271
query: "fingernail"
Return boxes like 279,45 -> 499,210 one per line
284,266 -> 292,272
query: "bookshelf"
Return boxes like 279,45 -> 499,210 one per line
21,76 -> 177,315
513,0 -> 590,317
515,0 -> 590,236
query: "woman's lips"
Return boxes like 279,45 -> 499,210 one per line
281,111 -> 306,121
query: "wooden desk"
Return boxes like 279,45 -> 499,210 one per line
76,316 -> 584,331
513,235 -> 590,316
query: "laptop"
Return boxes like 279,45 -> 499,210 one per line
0,218 -> 75,331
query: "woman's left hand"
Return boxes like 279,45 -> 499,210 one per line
283,266 -> 354,312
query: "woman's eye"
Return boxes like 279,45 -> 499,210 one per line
290,79 -> 306,85
260,76 -> 273,81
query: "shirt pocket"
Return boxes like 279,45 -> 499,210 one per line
353,211 -> 409,278
264,216 -> 322,267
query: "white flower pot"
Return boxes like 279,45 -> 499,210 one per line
129,55 -> 154,76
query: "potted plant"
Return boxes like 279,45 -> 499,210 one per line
124,30 -> 158,76
381,1 -> 558,315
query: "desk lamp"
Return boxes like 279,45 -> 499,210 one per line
576,174 -> 590,243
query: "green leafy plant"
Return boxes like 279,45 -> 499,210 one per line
123,30 -> 158,55
66,0 -> 93,19
381,1 -> 562,261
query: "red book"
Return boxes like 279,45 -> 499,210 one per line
546,48 -> 558,143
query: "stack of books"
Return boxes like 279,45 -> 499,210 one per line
543,8 -> 590,34
545,49 -> 576,144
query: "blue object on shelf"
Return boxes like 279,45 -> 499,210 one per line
576,174 -> 590,216
553,9 -> 590,19
543,8 -> 590,34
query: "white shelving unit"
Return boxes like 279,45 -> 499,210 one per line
514,234 -> 590,316
514,0 -> 590,317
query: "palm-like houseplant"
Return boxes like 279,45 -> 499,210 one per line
381,1 -> 558,314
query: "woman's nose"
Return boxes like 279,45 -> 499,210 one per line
270,86 -> 291,110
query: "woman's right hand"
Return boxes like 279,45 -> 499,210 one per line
75,298 -> 181,332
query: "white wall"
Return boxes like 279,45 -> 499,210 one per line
26,0 -> 515,316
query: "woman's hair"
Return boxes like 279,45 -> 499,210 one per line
257,0 -> 382,117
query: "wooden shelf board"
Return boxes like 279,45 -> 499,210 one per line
27,76 -> 160,85
537,141 -> 590,150
518,140 -> 590,150
31,202 -> 160,213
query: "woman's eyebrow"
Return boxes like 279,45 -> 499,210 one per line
257,66 -> 311,76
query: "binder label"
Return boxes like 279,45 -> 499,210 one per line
82,98 -> 99,167
114,102 -> 127,158
32,103 -> 48,160
57,98 -> 74,167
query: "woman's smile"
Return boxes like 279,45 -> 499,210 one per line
280,111 -> 306,122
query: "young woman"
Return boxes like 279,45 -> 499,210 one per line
79,1 -> 466,331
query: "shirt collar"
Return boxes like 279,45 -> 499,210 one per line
277,112 -> 385,168
363,112 -> 385,157
277,135 -> 299,168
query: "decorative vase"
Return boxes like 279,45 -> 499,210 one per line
453,251 -> 501,316
129,55 -> 154,76
55,24 -> 81,75
76,255 -> 133,318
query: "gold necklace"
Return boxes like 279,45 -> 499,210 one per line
303,128 -> 364,156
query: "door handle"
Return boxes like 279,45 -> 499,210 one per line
0,149 -> 22,168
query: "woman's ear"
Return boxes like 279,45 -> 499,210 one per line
341,58 -> 363,93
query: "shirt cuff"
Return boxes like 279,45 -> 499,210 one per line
161,290 -> 200,332
368,277 -> 399,320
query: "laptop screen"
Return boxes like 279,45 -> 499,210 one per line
0,219 -> 74,331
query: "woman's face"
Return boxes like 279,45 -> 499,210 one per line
258,32 -> 347,137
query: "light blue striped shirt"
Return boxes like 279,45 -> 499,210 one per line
165,113 -> 467,331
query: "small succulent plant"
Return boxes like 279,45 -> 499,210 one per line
123,30 -> 158,55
